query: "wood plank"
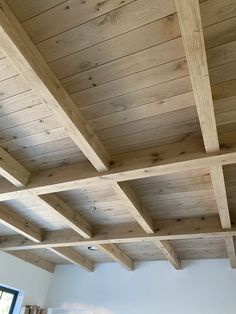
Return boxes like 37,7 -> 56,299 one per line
0,56 -> 17,81
212,79 -> 236,101
204,16 -> 236,50
207,40 -> 236,69
112,182 -> 154,233
37,0 -> 176,62
176,0 -> 235,268
225,236 -> 236,268
8,250 -> 55,272
62,37 -> 185,93
210,165 -> 231,229
49,247 -> 94,272
35,193 -> 93,238
23,0 -> 134,43
0,75 -> 29,101
0,145 -> 30,186
0,0 -> 110,171
72,58 -> 188,106
50,13 -> 181,79
98,244 -> 134,271
175,0 -> 219,152
209,60 -> 236,86
0,203 -> 42,242
0,90 -> 41,117
89,92 -> 195,131
80,76 -> 192,120
200,0 -> 236,28
7,0 -> 65,22
1,138 -> 236,202
153,240 -> 181,269
33,192 -> 132,270
0,216 -> 233,251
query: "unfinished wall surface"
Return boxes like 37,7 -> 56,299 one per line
0,252 -> 52,307
46,259 -> 236,314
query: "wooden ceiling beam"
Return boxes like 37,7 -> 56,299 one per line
0,203 -> 42,242
0,215 -> 233,251
0,198 -> 95,271
225,236 -> 236,269
112,182 -> 154,233
153,240 -> 181,270
8,250 -> 55,273
210,166 -> 234,266
112,182 -> 180,268
98,244 -> 134,271
0,146 -> 30,187
175,0 -> 219,152
210,165 -> 231,229
49,247 -> 94,272
175,0 -> 234,267
1,147 -> 236,202
0,0 -> 110,171
34,193 -> 133,270
35,193 -> 93,238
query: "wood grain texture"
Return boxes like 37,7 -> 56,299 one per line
154,240 -> 181,269
0,0 -> 110,171
98,244 -> 134,271
112,182 -> 154,233
1,216 -> 235,251
49,247 -> 94,271
36,193 -> 93,238
175,0 -> 219,152
0,145 -> 30,186
9,250 -> 55,272
0,0 -> 235,268
225,236 -> 236,268
0,203 -> 42,242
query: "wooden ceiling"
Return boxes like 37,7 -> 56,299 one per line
0,0 -> 236,272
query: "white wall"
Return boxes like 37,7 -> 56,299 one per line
46,259 -> 236,314
0,252 -> 52,307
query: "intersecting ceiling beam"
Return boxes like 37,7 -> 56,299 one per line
36,193 -> 93,238
0,203 -> 42,242
0,200 -> 94,271
0,146 -> 236,202
8,250 -> 55,273
0,215 -> 233,251
31,193 -> 134,270
0,146 -> 30,187
112,182 -> 154,233
112,181 -> 180,269
0,0 -> 110,171
175,0 -> 234,267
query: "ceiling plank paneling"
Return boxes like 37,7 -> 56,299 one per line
49,247 -> 94,272
9,250 -> 55,273
0,0 -> 110,171
0,145 -> 30,186
0,203 -> 42,242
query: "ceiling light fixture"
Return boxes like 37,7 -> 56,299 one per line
88,246 -> 97,251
